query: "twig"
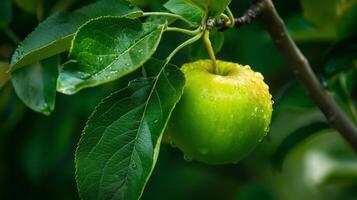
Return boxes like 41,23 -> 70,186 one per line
208,2 -> 264,31
217,0 -> 357,150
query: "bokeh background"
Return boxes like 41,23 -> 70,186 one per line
1,0 -> 357,199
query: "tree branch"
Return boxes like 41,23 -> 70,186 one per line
208,2 -> 264,31
217,0 -> 357,150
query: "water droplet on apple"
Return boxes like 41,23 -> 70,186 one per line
255,72 -> 264,80
243,65 -> 251,70
184,154 -> 193,162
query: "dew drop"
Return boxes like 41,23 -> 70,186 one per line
184,154 -> 193,162
131,162 -> 137,169
255,72 -> 264,80
110,70 -> 118,74
243,65 -> 251,70
154,119 -> 158,124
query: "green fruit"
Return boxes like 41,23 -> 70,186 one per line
167,60 -> 273,164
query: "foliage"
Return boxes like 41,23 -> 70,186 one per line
0,0 -> 356,200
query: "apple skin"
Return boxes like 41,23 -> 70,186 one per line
166,60 -> 273,165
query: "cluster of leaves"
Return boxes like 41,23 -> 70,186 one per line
1,0 -> 357,199
3,0 -> 232,199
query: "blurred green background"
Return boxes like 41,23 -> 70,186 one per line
1,0 -> 357,199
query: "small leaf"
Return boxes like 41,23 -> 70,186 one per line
272,122 -> 329,171
10,0 -> 143,71
164,0 -> 204,24
57,17 -> 165,95
11,56 -> 60,115
75,59 -> 185,200
0,0 -> 12,27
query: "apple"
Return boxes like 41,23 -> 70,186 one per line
166,60 -> 273,164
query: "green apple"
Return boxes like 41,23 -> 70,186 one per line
166,60 -> 273,164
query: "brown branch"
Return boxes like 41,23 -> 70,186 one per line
208,2 -> 264,31
217,0 -> 357,150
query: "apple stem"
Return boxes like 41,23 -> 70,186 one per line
203,30 -> 218,74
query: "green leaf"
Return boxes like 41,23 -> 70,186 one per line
0,0 -> 12,27
10,0 -> 143,71
128,0 -> 155,7
164,0 -> 204,24
190,0 -> 232,17
272,122 -> 329,170
11,56 -> 60,115
75,59 -> 185,200
57,17 -> 165,95
189,29 -> 224,60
